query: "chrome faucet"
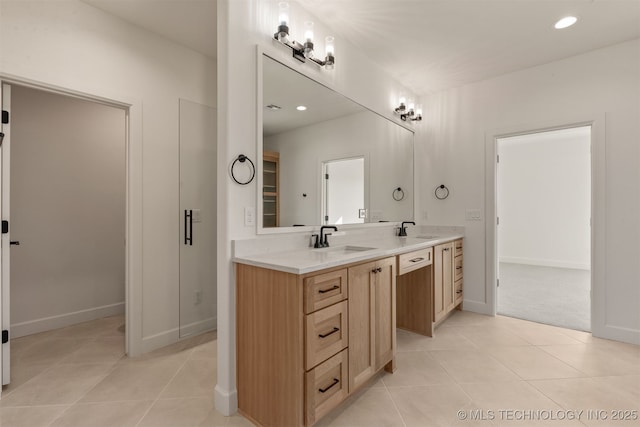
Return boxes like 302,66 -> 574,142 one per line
315,225 -> 338,248
398,221 -> 415,237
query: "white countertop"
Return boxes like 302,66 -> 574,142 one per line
233,233 -> 463,274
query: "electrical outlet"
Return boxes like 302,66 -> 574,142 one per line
194,290 -> 203,305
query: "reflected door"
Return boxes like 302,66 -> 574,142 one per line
323,157 -> 365,225
179,100 -> 217,338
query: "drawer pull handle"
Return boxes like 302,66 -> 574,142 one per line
443,248 -> 450,251
318,285 -> 340,294
319,378 -> 339,393
318,327 -> 339,338
410,257 -> 425,263
456,266 -> 462,270
456,290 -> 463,294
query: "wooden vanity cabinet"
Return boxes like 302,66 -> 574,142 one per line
348,257 -> 396,391
434,239 -> 463,324
236,256 -> 396,427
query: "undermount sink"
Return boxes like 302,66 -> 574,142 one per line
415,235 -> 439,240
318,245 -> 377,255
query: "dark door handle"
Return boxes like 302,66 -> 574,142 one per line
10,241 -> 19,246
184,210 -> 193,246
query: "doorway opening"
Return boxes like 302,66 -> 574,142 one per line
1,83 -> 127,389
496,126 -> 591,331
322,157 -> 365,225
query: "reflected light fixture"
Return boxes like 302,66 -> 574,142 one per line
296,105 -> 307,111
395,98 -> 422,122
273,2 -> 335,70
555,16 -> 577,29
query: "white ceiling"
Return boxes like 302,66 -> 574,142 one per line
81,0 -> 640,95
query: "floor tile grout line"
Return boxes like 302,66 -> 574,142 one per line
133,346 -> 195,427
381,376 -> 408,427
44,358 -> 125,427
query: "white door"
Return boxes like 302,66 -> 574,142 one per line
323,157 -> 365,225
1,83 -> 12,388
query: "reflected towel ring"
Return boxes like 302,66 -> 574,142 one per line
231,154 -> 255,185
392,187 -> 405,201
435,184 -> 449,200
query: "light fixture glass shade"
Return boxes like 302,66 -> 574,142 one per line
554,16 -> 577,29
303,21 -> 315,58
276,2 -> 290,41
408,102 -> 415,112
399,97 -> 406,106
416,106 -> 423,116
325,36 -> 335,69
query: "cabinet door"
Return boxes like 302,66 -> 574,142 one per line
375,257 -> 396,372
348,261 -> 376,391
434,243 -> 454,322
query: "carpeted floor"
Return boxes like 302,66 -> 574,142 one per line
497,262 -> 591,332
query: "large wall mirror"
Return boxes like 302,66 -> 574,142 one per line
259,53 -> 414,231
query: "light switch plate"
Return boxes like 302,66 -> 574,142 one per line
192,209 -> 202,223
244,207 -> 255,226
465,209 -> 482,221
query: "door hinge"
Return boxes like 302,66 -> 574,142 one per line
497,278 -> 500,288
497,217 -> 500,225
325,173 -> 329,180
2,330 -> 8,344
324,215 -> 329,221
1,110 -> 8,124
1,220 -> 7,234
497,154 -> 500,163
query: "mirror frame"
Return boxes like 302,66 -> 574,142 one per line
256,47 -> 415,235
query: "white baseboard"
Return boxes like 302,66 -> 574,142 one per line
592,323 -> 640,345
11,302 -> 125,338
499,256 -> 590,270
215,384 -> 238,416
178,316 -> 217,338
139,317 -> 217,355
460,299 -> 493,316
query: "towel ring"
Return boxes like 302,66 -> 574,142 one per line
435,184 -> 449,200
392,187 -> 405,201
231,154 -> 255,185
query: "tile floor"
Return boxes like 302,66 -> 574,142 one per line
1,311 -> 639,427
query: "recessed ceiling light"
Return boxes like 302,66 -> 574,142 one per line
296,105 -> 307,111
266,104 -> 281,110
555,16 -> 577,29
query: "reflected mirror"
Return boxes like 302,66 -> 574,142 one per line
260,54 -> 414,229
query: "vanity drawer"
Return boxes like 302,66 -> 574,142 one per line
398,248 -> 432,276
454,279 -> 463,304
304,269 -> 348,314
454,256 -> 463,281
306,301 -> 348,370
305,348 -> 349,426
454,239 -> 463,257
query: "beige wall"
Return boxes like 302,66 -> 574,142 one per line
10,85 -> 126,337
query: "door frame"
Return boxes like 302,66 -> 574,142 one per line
484,113 -> 606,337
0,73 -> 144,358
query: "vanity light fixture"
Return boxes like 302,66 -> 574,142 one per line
273,2 -> 336,69
395,98 -> 422,122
